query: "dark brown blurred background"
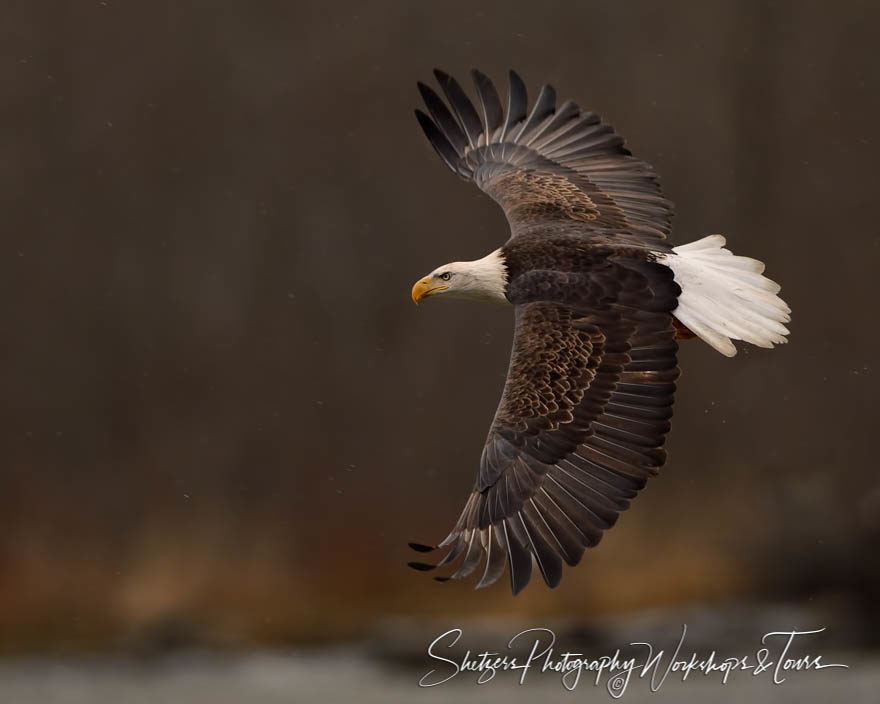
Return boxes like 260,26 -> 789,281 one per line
1,0 -> 878,658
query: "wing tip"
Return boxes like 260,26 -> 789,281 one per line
408,542 -> 436,553
510,577 -> 529,596
408,561 -> 438,572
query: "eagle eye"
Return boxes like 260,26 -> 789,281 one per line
438,272 -> 451,281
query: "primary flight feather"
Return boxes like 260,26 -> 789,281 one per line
408,69 -> 791,595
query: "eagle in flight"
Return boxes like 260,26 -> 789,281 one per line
407,69 -> 790,595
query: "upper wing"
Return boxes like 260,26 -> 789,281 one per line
415,69 -> 673,249
409,256 -> 680,594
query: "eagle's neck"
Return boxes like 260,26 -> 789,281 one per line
458,249 -> 509,304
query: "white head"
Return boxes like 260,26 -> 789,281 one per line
411,249 -> 509,305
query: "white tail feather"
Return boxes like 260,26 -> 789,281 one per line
658,235 -> 791,357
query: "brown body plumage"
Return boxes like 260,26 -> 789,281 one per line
408,69 -> 788,594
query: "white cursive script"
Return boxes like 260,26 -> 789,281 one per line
419,625 -> 849,695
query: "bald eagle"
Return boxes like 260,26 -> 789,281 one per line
408,69 -> 790,595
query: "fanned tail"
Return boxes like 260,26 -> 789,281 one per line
659,235 -> 791,357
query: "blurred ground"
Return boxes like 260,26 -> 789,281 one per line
1,602 -> 876,703
0,649 -> 875,704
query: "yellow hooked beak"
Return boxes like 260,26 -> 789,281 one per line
411,277 -> 448,304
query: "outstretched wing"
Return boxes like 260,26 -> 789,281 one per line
409,256 -> 680,594
415,69 -> 673,249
